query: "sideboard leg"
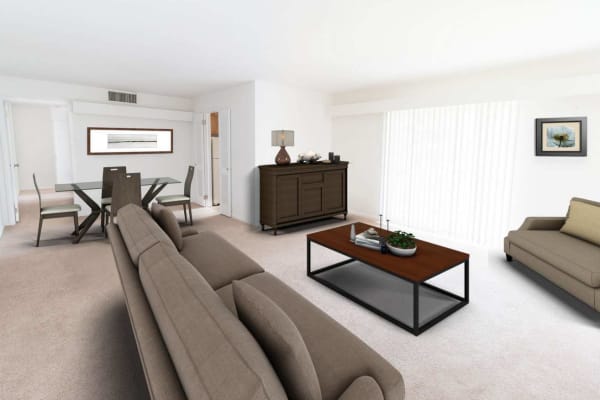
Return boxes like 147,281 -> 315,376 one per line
261,224 -> 265,231
273,228 -> 278,236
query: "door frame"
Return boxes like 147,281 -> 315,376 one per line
196,109 -> 232,217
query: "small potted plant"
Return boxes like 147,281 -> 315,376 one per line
386,230 -> 417,256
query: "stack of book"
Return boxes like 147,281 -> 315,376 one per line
354,230 -> 382,251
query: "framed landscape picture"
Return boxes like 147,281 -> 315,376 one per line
535,117 -> 587,156
87,127 -> 173,155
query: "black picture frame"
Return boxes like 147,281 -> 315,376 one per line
535,117 -> 587,157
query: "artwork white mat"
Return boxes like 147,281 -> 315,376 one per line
88,128 -> 172,154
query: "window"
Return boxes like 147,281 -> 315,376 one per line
381,101 -> 519,246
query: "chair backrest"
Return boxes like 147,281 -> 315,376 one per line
32,173 -> 42,211
184,165 -> 195,197
111,173 -> 141,217
102,166 -> 127,199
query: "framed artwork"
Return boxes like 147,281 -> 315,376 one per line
535,117 -> 587,157
87,127 -> 173,155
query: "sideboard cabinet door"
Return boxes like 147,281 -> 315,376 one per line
276,175 -> 300,222
324,170 -> 346,213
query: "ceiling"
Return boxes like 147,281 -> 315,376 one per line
1,0 -> 600,98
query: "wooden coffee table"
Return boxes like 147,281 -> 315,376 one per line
307,223 -> 469,335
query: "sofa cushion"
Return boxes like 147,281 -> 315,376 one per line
151,203 -> 184,250
238,272 -> 405,400
338,376 -> 384,400
180,231 -> 263,290
233,280 -> 322,400
507,230 -> 600,287
117,204 -> 176,266
139,243 -> 287,400
560,198 -> 600,246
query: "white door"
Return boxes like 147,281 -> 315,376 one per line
3,102 -> 19,222
217,109 -> 232,217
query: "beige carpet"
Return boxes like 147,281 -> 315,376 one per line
1,191 -> 599,400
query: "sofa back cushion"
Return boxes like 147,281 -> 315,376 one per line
151,203 -> 184,250
233,280 -> 322,400
139,243 -> 288,400
118,204 -> 177,266
561,198 -> 600,246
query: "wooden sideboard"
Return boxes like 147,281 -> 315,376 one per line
259,162 -> 348,235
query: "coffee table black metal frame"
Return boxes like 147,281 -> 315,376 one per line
307,238 -> 469,336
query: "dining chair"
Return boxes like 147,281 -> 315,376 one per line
33,173 -> 81,247
101,166 -> 126,232
106,172 -> 142,226
156,165 -> 195,225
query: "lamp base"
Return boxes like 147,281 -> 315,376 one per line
275,146 -> 291,165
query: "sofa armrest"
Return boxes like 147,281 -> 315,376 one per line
518,217 -> 566,231
338,376 -> 384,400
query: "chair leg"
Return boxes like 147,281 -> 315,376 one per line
183,204 -> 188,225
73,214 -> 79,235
36,217 -> 43,247
100,207 -> 105,232
188,202 -> 193,225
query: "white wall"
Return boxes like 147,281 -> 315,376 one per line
332,113 -> 382,218
12,104 -> 57,190
70,114 -> 194,212
194,82 -> 256,224
0,75 -> 192,110
254,81 -> 332,165
509,95 -> 600,228
332,62 -> 600,247
0,75 -> 196,218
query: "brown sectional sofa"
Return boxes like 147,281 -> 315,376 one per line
504,210 -> 600,312
107,204 -> 405,400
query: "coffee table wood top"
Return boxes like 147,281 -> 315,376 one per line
307,222 -> 469,282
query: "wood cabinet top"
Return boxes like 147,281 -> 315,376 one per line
259,161 -> 348,173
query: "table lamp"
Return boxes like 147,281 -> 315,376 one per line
271,130 -> 294,165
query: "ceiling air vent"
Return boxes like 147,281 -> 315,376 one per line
108,90 -> 137,104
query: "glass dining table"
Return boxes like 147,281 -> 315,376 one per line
55,177 -> 180,243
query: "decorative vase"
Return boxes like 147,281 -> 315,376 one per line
386,243 -> 417,257
275,146 -> 291,165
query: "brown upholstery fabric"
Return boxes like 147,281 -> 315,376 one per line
151,203 -> 184,250
139,243 -> 287,400
518,217 -> 566,231
217,283 -> 237,317
233,281 -> 322,400
180,226 -> 199,237
560,199 -> 600,246
107,224 -> 186,400
338,376 -> 384,400
238,272 -> 405,400
117,204 -> 176,267
507,242 -> 598,310
507,230 -> 600,287
180,231 -> 264,290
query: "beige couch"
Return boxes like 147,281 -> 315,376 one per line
504,203 -> 600,312
107,204 -> 405,400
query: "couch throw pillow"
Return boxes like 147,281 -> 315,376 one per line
561,198 -> 600,246
151,203 -> 184,250
232,280 -> 322,400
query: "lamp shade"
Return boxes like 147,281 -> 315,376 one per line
271,130 -> 294,147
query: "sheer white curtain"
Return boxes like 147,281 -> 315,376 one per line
380,101 -> 519,247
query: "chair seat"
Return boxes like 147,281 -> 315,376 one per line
41,204 -> 81,215
101,197 -> 112,205
156,195 -> 190,204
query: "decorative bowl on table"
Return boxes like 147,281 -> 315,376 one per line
297,151 -> 321,163
386,230 -> 417,257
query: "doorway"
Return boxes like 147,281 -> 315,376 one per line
198,109 -> 231,217
210,112 -> 220,206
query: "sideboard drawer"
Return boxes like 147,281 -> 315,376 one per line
301,173 -> 323,184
